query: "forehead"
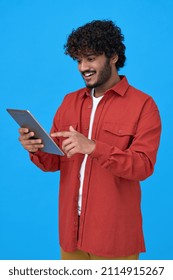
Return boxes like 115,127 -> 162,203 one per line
75,51 -> 104,59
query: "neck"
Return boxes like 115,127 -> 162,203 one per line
94,73 -> 120,98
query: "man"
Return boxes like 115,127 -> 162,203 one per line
19,20 -> 161,260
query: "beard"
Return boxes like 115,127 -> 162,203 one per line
85,58 -> 112,89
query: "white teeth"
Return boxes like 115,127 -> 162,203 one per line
84,72 -> 94,77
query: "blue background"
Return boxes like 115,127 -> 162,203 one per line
0,0 -> 173,260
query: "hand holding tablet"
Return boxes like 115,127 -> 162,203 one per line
7,109 -> 64,155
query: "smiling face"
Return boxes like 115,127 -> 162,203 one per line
77,53 -> 119,95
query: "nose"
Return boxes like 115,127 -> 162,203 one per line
78,59 -> 89,73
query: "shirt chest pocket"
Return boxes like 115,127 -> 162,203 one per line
100,122 -> 136,150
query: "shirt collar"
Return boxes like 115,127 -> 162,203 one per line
109,75 -> 129,96
80,75 -> 129,98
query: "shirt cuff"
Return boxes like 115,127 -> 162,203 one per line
29,149 -> 45,164
90,140 -> 113,162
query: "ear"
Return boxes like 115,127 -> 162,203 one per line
110,54 -> 118,64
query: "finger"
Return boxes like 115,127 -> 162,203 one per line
69,126 -> 76,132
19,139 -> 43,152
19,131 -> 35,141
24,143 -> 44,152
66,147 -> 78,158
51,131 -> 72,137
62,142 -> 76,154
19,127 -> 29,135
61,137 -> 73,150
23,138 -> 43,145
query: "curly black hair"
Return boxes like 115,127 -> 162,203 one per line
64,20 -> 126,70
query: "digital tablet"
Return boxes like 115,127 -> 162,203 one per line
7,109 -> 64,156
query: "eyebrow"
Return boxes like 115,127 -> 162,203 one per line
85,53 -> 96,57
74,53 -> 96,60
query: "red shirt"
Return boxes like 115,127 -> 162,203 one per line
30,76 -> 161,257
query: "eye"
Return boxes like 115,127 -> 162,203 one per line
87,56 -> 95,62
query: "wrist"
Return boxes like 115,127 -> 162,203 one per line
89,139 -> 96,154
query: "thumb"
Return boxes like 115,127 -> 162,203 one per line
69,125 -> 76,132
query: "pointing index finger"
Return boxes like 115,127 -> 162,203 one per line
51,131 -> 72,138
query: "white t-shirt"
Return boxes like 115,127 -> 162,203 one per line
78,89 -> 103,215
